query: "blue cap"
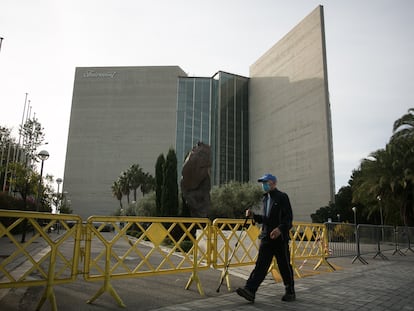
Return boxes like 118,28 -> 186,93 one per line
257,173 -> 277,183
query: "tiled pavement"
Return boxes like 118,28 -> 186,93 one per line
154,252 -> 414,311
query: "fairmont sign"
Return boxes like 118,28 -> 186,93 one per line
83,70 -> 117,78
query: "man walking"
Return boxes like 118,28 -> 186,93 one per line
236,173 -> 295,302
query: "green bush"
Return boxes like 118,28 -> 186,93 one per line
209,181 -> 263,219
136,192 -> 157,216
0,192 -> 36,211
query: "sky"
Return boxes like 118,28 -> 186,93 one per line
1,0 -> 413,193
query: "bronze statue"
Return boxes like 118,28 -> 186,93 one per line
181,142 -> 211,217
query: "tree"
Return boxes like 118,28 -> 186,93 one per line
352,148 -> 394,222
20,118 -> 46,164
0,118 -> 50,217
111,180 -> 123,210
209,181 -> 263,219
311,186 -> 355,223
128,164 -> 143,201
111,164 -> 156,216
334,185 -> 355,222
7,162 -> 39,242
39,174 -> 54,213
0,126 -> 12,143
0,127 -> 15,191
161,148 -> 178,216
136,192 -> 157,216
140,172 -> 155,196
391,107 -> 414,225
118,172 -> 131,205
391,108 -> 414,141
349,108 -> 414,226
8,162 -> 38,205
3,118 -> 46,196
155,154 -> 165,216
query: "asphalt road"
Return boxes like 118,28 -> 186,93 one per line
1,266 -> 247,311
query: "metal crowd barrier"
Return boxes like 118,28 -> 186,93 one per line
358,224 -> 395,260
83,216 -> 211,307
324,222 -> 414,263
325,222 -> 356,258
212,220 -> 333,289
5,210 -> 412,310
0,210 -> 82,311
290,222 -> 335,276
212,218 -> 260,291
212,218 -> 260,269
395,226 -> 414,255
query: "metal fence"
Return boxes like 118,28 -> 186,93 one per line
1,209 -> 413,311
395,226 -> 414,254
324,222 -> 414,263
0,211 -> 82,311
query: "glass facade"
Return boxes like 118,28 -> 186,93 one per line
176,77 -> 212,179
176,71 -> 249,186
213,72 -> 249,185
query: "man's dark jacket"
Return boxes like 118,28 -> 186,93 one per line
252,188 -> 293,241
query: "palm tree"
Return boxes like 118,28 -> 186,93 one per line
128,164 -> 143,201
352,146 -> 402,224
140,172 -> 155,196
391,108 -> 414,225
111,180 -> 123,209
391,108 -> 414,141
118,172 -> 131,205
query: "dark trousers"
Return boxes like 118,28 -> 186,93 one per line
246,238 -> 294,293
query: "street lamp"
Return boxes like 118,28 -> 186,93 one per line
55,178 -> 63,233
352,207 -> 357,224
36,150 -> 49,212
56,178 -> 63,214
376,195 -> 386,244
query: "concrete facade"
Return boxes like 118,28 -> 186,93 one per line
64,6 -> 334,221
249,6 -> 335,221
64,66 -> 186,219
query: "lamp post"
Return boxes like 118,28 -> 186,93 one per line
376,195 -> 385,237
36,150 -> 49,212
56,178 -> 63,213
352,207 -> 357,225
56,178 -> 63,233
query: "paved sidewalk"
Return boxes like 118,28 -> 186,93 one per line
155,252 -> 414,311
1,231 -> 414,310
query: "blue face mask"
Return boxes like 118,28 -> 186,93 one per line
262,183 -> 271,192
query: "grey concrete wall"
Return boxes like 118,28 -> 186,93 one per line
64,66 -> 186,219
249,6 -> 335,221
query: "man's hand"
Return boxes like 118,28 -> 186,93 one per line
270,227 -> 281,240
245,209 -> 253,218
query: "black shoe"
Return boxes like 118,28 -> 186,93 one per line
281,292 -> 296,302
236,287 -> 255,302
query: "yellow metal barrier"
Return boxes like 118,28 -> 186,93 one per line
0,210 -> 82,311
212,218 -> 260,291
83,216 -> 211,307
212,219 -> 334,290
290,222 -> 335,277
1,211 -> 335,310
